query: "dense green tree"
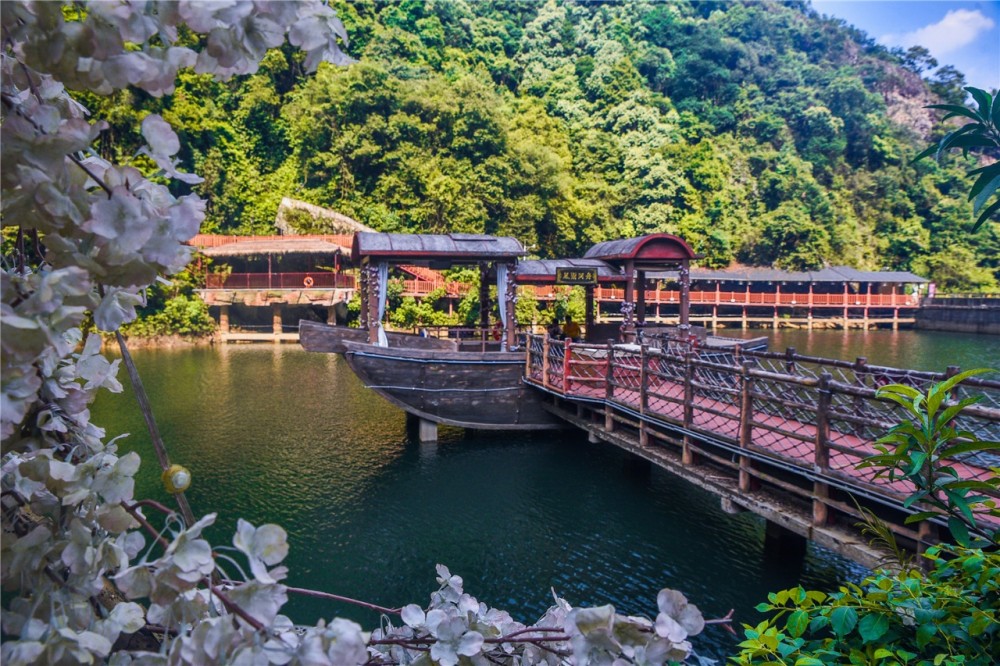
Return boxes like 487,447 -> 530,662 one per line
99,0 -> 996,292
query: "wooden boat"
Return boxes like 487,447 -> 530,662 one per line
300,232 -> 710,436
339,339 -> 562,429
299,319 -> 456,354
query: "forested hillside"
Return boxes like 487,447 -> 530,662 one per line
89,0 -> 998,290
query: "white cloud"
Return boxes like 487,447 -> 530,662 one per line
880,8 -> 995,55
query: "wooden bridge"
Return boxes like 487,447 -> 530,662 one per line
522,335 -> 999,568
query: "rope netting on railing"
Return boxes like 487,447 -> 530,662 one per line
525,335 -> 999,509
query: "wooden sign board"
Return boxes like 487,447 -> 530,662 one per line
556,267 -> 598,285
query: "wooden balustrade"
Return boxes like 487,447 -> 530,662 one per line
205,272 -> 356,289
523,334 -> 1000,540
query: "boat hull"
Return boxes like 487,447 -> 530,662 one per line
340,341 -> 563,430
299,319 -> 457,353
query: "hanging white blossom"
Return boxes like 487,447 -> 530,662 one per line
1,2 -> 715,664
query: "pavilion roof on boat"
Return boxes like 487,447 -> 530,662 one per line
516,258 -> 621,284
353,232 -> 525,348
352,232 -> 524,267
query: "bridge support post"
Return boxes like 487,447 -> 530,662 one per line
764,520 -> 807,563
892,308 -> 899,331
917,521 -> 938,563
418,418 -> 438,443
271,303 -> 282,339
219,305 -> 230,335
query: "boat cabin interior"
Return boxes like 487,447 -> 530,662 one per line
353,232 -> 525,351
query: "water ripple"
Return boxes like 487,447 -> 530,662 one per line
92,345 -> 871,658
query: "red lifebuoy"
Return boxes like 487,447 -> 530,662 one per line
303,276 -> 314,287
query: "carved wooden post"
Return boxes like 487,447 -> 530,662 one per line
639,344 -> 649,446
944,365 -> 961,400
785,347 -> 797,374
524,334 -> 533,379
541,335 -> 550,389
605,340 -> 615,432
813,372 -> 832,525
563,338 -> 571,394
681,351 -> 695,463
738,359 -> 755,492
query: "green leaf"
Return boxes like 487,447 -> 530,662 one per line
903,510 -> 941,524
926,103 -> 983,123
972,171 -> 1000,215
857,613 -> 889,642
967,86 -> 993,122
948,516 -> 971,547
830,606 -> 858,636
786,610 -> 809,638
934,369 -> 992,400
915,622 -> 937,648
794,658 -> 825,666
973,197 -> 1000,232
873,648 -> 893,661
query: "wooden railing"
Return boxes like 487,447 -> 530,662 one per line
520,286 -> 921,308
205,272 -> 356,289
524,335 -> 999,540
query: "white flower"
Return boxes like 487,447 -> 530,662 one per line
429,617 -> 484,666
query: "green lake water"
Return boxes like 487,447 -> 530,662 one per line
90,329 -> 997,658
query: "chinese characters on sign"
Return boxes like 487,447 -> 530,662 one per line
555,267 -> 598,285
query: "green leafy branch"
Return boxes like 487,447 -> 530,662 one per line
858,368 -> 1000,547
915,86 -> 1000,231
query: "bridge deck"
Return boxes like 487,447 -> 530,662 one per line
523,336 -> 999,562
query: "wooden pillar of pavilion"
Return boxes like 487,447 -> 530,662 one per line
503,261 -> 516,351
679,262 -> 690,329
636,271 -> 647,326
585,285 -> 596,331
842,282 -> 849,329
864,283 -> 871,328
360,259 -> 370,333
623,260 -> 636,341
479,263 -> 490,336
366,263 -> 379,344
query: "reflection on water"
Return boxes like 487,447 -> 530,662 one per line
760,328 -> 1000,372
91,334 -> 994,657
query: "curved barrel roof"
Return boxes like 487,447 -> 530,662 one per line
583,233 -> 701,266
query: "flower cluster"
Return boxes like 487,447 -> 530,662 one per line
1,3 -> 714,664
368,565 -> 705,665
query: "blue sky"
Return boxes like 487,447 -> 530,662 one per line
811,0 -> 1000,91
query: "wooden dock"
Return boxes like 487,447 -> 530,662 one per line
523,336 -> 999,567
